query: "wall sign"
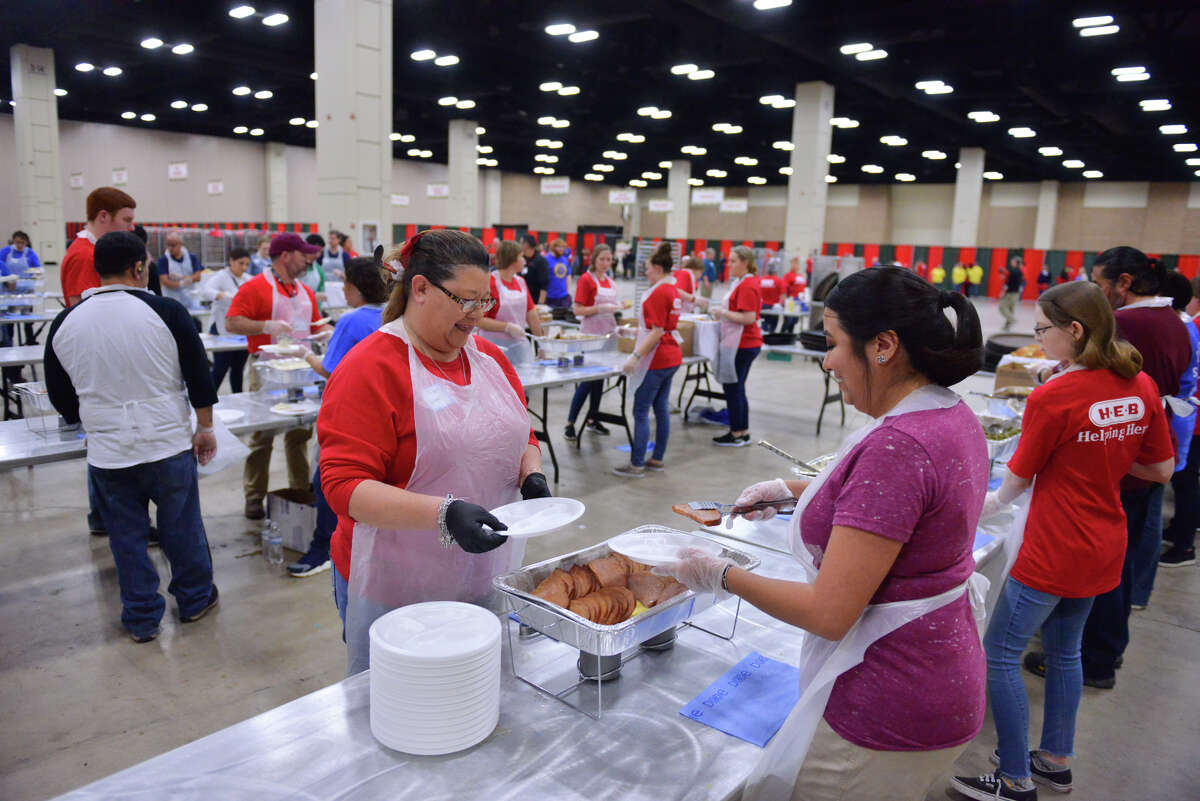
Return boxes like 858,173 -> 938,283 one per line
207,181 -> 224,195
111,168 -> 128,186
720,198 -> 748,213
608,189 -> 637,205
540,176 -> 570,195
648,199 -> 674,213
167,162 -> 188,180
69,173 -> 84,190
390,193 -> 411,206
426,183 -> 450,198
691,187 -> 725,205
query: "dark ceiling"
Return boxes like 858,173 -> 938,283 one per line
4,0 -> 1200,189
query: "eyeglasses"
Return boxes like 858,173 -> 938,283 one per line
429,281 -> 496,314
1033,324 -> 1053,337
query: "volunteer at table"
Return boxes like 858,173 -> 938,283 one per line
250,237 -> 272,275
545,237 -> 573,309
203,247 -> 252,393
0,230 -> 41,277
950,282 -> 1173,801
758,269 -> 783,334
475,239 -> 543,364
156,232 -> 203,306
614,242 -> 681,477
673,255 -> 698,314
565,243 -> 619,440
779,257 -> 807,335
317,229 -> 550,675
659,267 -> 989,801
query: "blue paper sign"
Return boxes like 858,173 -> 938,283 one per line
680,651 -> 800,747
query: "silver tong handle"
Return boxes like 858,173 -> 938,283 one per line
756,440 -> 822,475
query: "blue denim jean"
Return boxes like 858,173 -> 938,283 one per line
309,463 -> 336,556
721,347 -> 760,432
631,366 -> 678,466
87,469 -> 105,532
88,450 -> 215,637
985,577 -> 1095,781
1130,482 -> 1165,606
567,379 -> 603,425
332,565 -> 348,641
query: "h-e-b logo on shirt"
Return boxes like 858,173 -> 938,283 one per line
1088,397 -> 1145,428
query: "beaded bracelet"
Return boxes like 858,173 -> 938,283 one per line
437,494 -> 456,549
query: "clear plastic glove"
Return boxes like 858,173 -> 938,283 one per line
711,306 -> 724,320
621,354 -> 640,375
980,490 -> 1010,519
446,500 -> 509,554
192,430 -> 217,466
652,547 -> 735,600
505,322 -> 525,340
597,303 -> 621,314
730,478 -> 794,525
262,319 -> 291,337
309,329 -> 333,345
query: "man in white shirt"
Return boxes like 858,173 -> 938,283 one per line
44,231 -> 221,643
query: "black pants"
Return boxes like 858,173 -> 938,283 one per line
1164,436 -> 1200,552
1079,486 -> 1153,680
211,350 -> 249,393
721,347 -> 760,432
761,304 -> 777,335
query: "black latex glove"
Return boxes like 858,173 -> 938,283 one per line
445,500 -> 508,554
520,472 -> 553,500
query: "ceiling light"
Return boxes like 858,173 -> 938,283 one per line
861,164 -> 883,173
540,81 -> 563,92
1063,159 -> 1085,168
773,141 -> 795,150
643,171 -> 662,179
629,179 -> 647,187
637,106 -> 658,116
545,23 -> 576,36
54,88 -> 67,97
1111,66 -> 1146,76
1161,124 -> 1188,135
233,125 -> 248,134
734,156 -> 758,165
233,86 -> 251,96
825,175 -> 838,183
534,154 -> 550,162
1008,126 -> 1036,138
592,164 -> 614,172
544,155 -> 559,163
400,134 -> 414,142
983,171 -> 1003,180
568,30 -> 599,43
748,176 -> 767,184
407,148 -> 423,157
537,116 -> 556,125
139,113 -> 155,121
172,43 -> 194,55
856,49 -> 888,61
827,154 -> 846,163
75,62 -> 94,72
926,84 -> 954,94
1187,158 -> 1200,166
602,150 -> 627,160
688,69 -> 715,80
170,100 -> 188,109
438,96 -> 458,106
475,126 -> 486,135
536,138 -> 553,146
553,119 -> 570,128
759,94 -> 784,105
309,72 -> 317,80
706,169 -> 727,178
249,127 -> 264,136
421,150 -> 433,158
1073,15 -> 1114,27
1174,143 -> 1198,152
103,66 -> 123,76
294,118 -> 308,126
1083,170 -> 1104,178
753,0 -> 792,8
689,178 -> 704,186
659,160 -> 673,169
915,80 -> 944,90
967,110 -> 1000,122
478,158 -> 490,166
830,117 -> 860,128
1117,72 -> 1149,82
254,89 -> 273,99
672,64 -> 698,75
456,99 -> 476,109
1080,25 -> 1119,36
306,119 -> 318,128
121,111 -> 136,119
411,49 -> 436,61
839,43 -> 873,55
650,110 -> 671,119
896,173 -> 916,181
389,132 -> 402,141
779,166 -> 793,176
1140,99 -> 1171,111
229,5 -> 256,19
434,55 -> 460,66
190,103 -> 208,112
140,38 -> 163,49
629,134 -> 645,143
262,13 -> 288,26
682,146 -> 707,156
880,135 -> 908,146
477,145 -> 493,153
921,150 -> 947,160
616,133 -> 633,141
585,174 -> 603,181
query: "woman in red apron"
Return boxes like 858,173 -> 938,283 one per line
475,240 -> 544,364
565,243 -> 621,440
316,230 -> 551,675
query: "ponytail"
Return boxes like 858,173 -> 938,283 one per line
649,241 -> 674,273
1095,245 -> 1166,297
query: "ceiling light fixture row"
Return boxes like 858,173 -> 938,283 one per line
139,37 -> 194,55
671,64 -> 715,80
290,118 -> 318,128
228,6 -> 288,25
967,110 -> 1000,123
830,117 -> 860,128
616,132 -> 646,143
915,80 -> 953,95
544,23 -> 599,43
538,81 -> 581,96
437,96 -> 476,109
681,145 -> 707,156
411,49 -> 459,66
880,135 -> 908,146
389,132 -> 416,142
1112,65 -> 1149,83
232,126 -> 264,136
477,158 -> 499,167
534,167 -> 556,175
759,94 -> 796,109
712,122 -> 743,134
75,62 -> 124,75
629,179 -> 647,187
734,156 -> 758,166
537,115 -> 571,128
232,85 -> 273,99
535,138 -> 564,149
839,42 -> 887,61
169,100 -> 208,112
688,178 -> 704,186
407,148 -> 433,158
773,141 -> 795,150
1074,15 -> 1118,36
534,154 -> 559,163
121,111 -> 157,122
636,106 -> 673,119
1140,98 -> 1171,111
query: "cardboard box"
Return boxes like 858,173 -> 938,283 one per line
267,489 -> 316,554
675,320 -> 695,357
617,325 -> 637,353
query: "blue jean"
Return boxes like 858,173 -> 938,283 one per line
1130,481 -> 1165,606
87,469 -> 105,531
721,347 -> 760,432
631,366 -> 678,466
985,577 -> 1094,781
308,463 -> 337,556
332,565 -> 348,641
567,379 -> 603,425
88,450 -> 215,636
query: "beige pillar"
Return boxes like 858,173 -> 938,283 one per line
10,44 -> 65,263
1033,180 -> 1058,250
783,81 -> 835,259
665,160 -> 691,239
447,119 -> 480,227
950,147 -> 985,247
265,142 -> 289,224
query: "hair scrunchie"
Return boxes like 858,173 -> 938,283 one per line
399,230 -> 426,269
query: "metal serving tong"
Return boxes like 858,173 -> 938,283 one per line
685,498 -> 798,516
756,440 -> 824,476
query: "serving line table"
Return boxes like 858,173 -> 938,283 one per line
49,527 -> 1004,801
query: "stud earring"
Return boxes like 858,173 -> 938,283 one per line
877,356 -> 886,364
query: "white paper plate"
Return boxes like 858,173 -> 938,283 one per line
370,602 -> 500,662
270,400 -> 319,416
214,408 -> 244,424
605,531 -> 724,567
259,343 -> 299,355
488,497 -> 585,538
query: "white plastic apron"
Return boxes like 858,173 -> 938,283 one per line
715,276 -> 745,384
343,318 -> 529,675
742,385 -> 991,801
629,278 -> 676,393
5,247 -> 30,274
162,248 -> 196,305
261,269 -> 313,356
210,269 -> 248,336
478,273 -> 533,364
580,273 -> 618,335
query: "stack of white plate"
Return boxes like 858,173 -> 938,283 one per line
368,601 -> 502,755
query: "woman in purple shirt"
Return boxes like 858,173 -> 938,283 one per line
658,267 -> 988,801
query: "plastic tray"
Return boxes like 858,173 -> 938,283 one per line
534,333 -> 612,355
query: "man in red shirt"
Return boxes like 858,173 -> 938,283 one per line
61,187 -> 137,307
226,233 -> 330,519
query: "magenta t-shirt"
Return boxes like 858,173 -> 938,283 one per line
799,401 -> 988,751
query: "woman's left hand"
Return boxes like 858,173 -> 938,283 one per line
621,354 -> 639,375
653,547 -> 735,599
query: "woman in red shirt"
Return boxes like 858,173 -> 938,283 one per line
475,240 -> 544,362
614,242 -> 682,477
564,243 -> 620,439
317,230 -> 550,675
757,270 -> 783,334
951,282 -> 1174,801
673,256 -> 698,313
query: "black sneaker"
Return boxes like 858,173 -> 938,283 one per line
1024,651 -> 1116,688
129,628 -> 159,644
563,423 -> 578,442
287,547 -> 332,577
1159,546 -> 1196,567
991,750 -> 1072,793
585,420 -> 611,435
950,771 -> 1037,801
180,586 -> 219,623
244,498 -> 265,520
713,432 -> 751,447
89,524 -> 107,537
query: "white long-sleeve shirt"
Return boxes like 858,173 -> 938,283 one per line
200,268 -> 251,335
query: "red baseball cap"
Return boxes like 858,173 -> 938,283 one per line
269,232 -> 322,258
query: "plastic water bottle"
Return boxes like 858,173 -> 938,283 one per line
262,522 -> 284,568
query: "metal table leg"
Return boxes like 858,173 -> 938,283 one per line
529,388 -> 559,484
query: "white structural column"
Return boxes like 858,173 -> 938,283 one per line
10,45 -> 65,263
1033,179 -> 1059,250
950,147 -> 985,247
665,160 -> 691,239
480,169 -> 502,228
314,0 -> 392,249
783,81 -> 835,259
447,119 -> 480,227
265,142 -> 289,224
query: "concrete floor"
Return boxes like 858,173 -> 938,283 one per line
2,294 -> 1197,801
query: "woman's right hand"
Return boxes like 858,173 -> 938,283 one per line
731,478 -> 794,523
445,500 -> 509,553
504,322 -> 525,340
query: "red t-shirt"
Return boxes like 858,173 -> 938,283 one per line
726,275 -> 763,349
673,269 -> 694,296
485,273 -> 534,319
641,282 -> 682,370
783,270 -> 805,298
1007,369 -> 1174,597
60,235 -> 99,306
319,332 -> 538,580
758,275 -> 783,305
225,273 -> 321,354
573,270 -> 613,305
